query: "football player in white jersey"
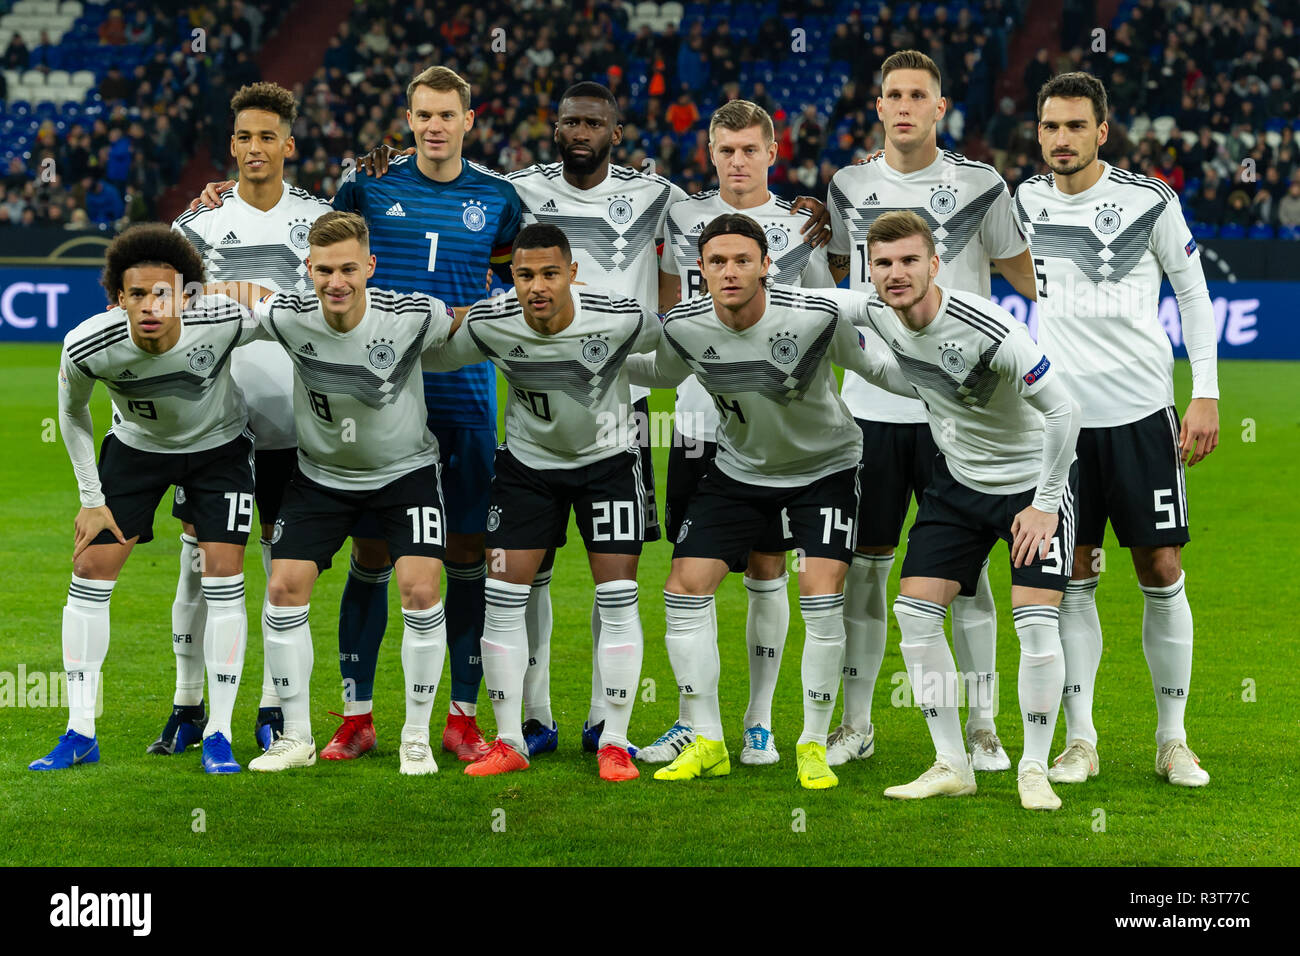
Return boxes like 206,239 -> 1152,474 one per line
155,82 -> 332,759
825,50 -> 1040,772
1017,73 -> 1219,787
211,212 -> 463,775
855,211 -> 1080,810
627,214 -> 918,790
423,223 -> 663,781
32,225 -> 262,774
640,99 -> 837,768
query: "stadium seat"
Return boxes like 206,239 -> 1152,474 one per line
21,69 -> 46,88
1248,224 -> 1275,239
1265,130 -> 1281,150
1151,115 -> 1176,143
1218,223 -> 1245,239
1238,131 -> 1256,150
62,0 -> 85,14
1279,225 -> 1300,240
1191,222 -> 1217,240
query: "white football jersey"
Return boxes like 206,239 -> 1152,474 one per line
253,288 -> 454,491
828,150 -> 1027,423
628,283 -> 905,487
663,189 -> 837,439
173,182 -> 333,450
59,294 -> 257,456
506,163 -> 687,403
1014,164 -> 1208,428
430,287 -> 661,471
860,286 -> 1064,497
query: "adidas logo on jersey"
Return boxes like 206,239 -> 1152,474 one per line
220,231 -> 240,245
385,202 -> 406,217
299,342 -> 318,356
864,193 -> 880,206
539,199 -> 558,212
1038,209 -> 1050,221
508,345 -> 528,358
690,220 -> 705,233
117,369 -> 137,379
702,346 -> 721,360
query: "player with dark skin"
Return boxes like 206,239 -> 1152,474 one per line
357,94 -> 836,259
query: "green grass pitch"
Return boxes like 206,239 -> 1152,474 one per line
1,343 -> 1296,866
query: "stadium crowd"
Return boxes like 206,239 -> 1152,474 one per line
3,0 -> 1300,233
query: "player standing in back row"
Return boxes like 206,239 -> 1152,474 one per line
825,50 -> 1040,771
161,82 -> 332,758
331,66 -> 521,763
1016,73 -> 1219,787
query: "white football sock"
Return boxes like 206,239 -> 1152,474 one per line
952,560 -> 998,734
1141,572 -> 1194,747
401,603 -> 446,739
841,552 -> 892,733
895,595 -> 965,769
263,603 -> 313,740
663,592 -> 720,739
481,579 -> 531,753
64,576 -> 114,737
171,533 -> 206,707
1059,576 -> 1102,746
742,573 -> 788,729
595,580 -> 643,750
1012,605 -> 1064,773
798,593 -> 845,746
522,568 -> 554,726
587,597 -> 604,726
201,574 -> 247,741
258,538 -> 279,709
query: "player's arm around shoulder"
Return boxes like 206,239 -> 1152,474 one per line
825,288 -> 917,397
625,305 -> 690,388
422,295 -> 490,372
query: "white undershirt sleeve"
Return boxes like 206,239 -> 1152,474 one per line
57,353 -> 104,508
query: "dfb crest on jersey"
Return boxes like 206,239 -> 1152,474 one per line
930,188 -> 957,215
486,505 -> 502,532
272,517 -> 284,544
581,335 -> 610,363
289,218 -> 311,250
462,199 -> 487,232
1094,203 -> 1122,235
765,225 -> 790,252
608,195 -> 633,224
940,342 -> 966,373
367,338 -> 396,369
174,486 -> 187,505
188,347 -> 215,372
769,331 -> 798,365
676,518 -> 691,543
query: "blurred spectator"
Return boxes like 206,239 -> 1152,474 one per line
4,32 -> 29,69
125,9 -> 154,45
667,92 -> 700,135
1024,48 -> 1051,100
84,178 -> 124,227
99,67 -> 131,102
1152,151 -> 1184,194
1223,189 -> 1253,230
99,9 -> 127,46
1279,181 -> 1300,228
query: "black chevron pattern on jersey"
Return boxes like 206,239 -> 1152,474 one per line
100,336 -> 240,400
204,243 -> 310,291
463,297 -> 645,407
521,192 -> 671,272
267,311 -> 432,408
1024,200 -> 1164,284
834,180 -> 1005,263
665,306 -> 837,406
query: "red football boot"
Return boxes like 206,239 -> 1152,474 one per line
319,712 -> 377,760
442,708 -> 491,762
